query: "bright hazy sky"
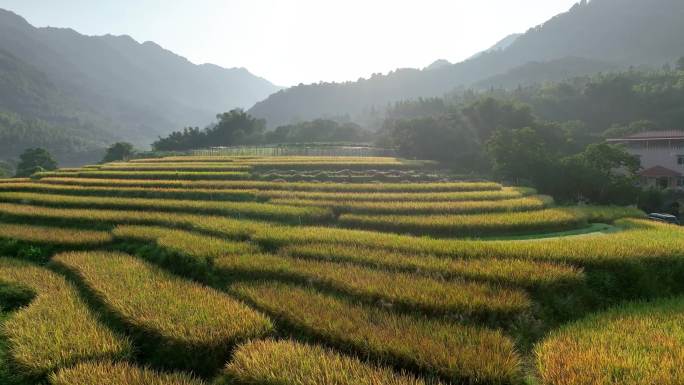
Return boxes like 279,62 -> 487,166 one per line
0,0 -> 579,86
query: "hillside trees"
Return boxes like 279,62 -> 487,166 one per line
152,110 -> 265,151
102,142 -> 135,163
0,161 -> 11,178
264,120 -> 370,144
15,148 -> 57,177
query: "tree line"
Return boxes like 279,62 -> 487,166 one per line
151,110 -> 371,152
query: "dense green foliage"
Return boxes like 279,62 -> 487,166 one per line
152,110 -> 266,151
102,142 -> 135,163
154,116 -> 373,151
15,148 -> 57,178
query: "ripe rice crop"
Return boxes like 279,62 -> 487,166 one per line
338,208 -> 586,237
113,224 -> 529,317
282,243 -> 583,288
50,361 -> 206,385
113,225 -> 258,277
219,339 -> 432,385
230,281 -> 523,384
52,251 -> 273,374
0,222 -> 112,246
0,203 -> 659,267
251,218 -> 661,267
130,156 -> 236,163
257,187 -> 535,202
0,192 -> 331,224
272,195 -> 553,215
98,163 -> 252,172
0,202 -> 262,239
38,177 -> 502,192
0,178 -> 30,184
535,296 -> 684,385
37,170 -> 251,180
0,182 -> 259,201
215,253 -> 530,318
114,225 -> 258,260
0,258 -> 131,378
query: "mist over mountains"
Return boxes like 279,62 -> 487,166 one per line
0,8 -> 280,163
1,0 -> 684,165
249,0 -> 684,128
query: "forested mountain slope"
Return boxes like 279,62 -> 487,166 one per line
249,0 -> 684,128
0,8 -> 280,164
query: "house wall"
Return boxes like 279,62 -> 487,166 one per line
626,144 -> 684,172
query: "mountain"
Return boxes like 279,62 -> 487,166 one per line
475,56 -> 619,89
0,8 -> 280,164
425,59 -> 451,71
249,0 -> 684,128
467,33 -> 522,60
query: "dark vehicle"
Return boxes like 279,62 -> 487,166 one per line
647,213 -> 680,225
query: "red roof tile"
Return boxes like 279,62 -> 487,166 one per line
640,166 -> 682,178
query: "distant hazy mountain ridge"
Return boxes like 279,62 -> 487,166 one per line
249,0 -> 684,128
0,8 -> 280,164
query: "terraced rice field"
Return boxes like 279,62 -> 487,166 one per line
0,155 -> 680,385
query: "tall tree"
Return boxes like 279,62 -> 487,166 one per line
15,148 -> 57,177
102,142 -> 135,163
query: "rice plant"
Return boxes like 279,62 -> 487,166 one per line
0,192 -> 332,224
52,251 -> 273,374
257,186 -> 535,202
0,182 -> 259,201
39,177 -> 502,193
0,222 -> 112,246
230,281 -> 523,384
220,339 -> 433,385
281,243 -> 584,288
535,296 -> 684,385
99,163 -> 252,172
272,195 -> 553,215
338,208 -> 587,237
50,361 -> 206,385
216,253 -> 530,318
37,170 -> 251,180
0,258 -> 131,378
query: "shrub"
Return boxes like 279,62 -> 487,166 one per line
535,297 -> 684,385
52,251 -> 273,375
230,281 -> 523,384
219,339 -> 432,385
0,258 -> 131,378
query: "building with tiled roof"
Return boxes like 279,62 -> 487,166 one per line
608,130 -> 684,190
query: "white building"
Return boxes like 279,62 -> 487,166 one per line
607,131 -> 684,190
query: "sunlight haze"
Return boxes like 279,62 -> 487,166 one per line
0,0 -> 579,86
